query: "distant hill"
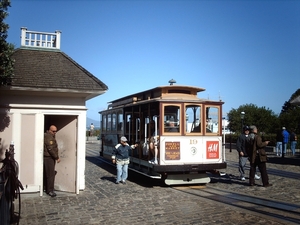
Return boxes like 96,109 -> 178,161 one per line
86,117 -> 100,129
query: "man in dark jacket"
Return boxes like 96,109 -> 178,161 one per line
248,125 -> 271,187
112,136 -> 137,184
44,125 -> 61,197
236,126 -> 260,181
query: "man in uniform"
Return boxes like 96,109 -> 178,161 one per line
44,125 -> 61,197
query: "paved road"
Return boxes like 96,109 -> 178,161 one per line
12,142 -> 300,224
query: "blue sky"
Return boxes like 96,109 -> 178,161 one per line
6,0 -> 300,122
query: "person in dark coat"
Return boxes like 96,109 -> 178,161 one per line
44,125 -> 61,197
112,136 -> 137,184
236,126 -> 260,181
248,125 -> 271,187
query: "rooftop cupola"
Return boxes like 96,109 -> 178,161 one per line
20,27 -> 61,49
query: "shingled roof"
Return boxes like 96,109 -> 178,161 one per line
1,28 -> 108,100
12,48 -> 108,92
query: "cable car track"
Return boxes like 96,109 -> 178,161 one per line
172,185 -> 300,224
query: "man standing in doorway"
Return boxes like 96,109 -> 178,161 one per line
44,125 -> 61,197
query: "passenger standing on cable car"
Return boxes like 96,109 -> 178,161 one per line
148,120 -> 160,164
112,136 -> 137,184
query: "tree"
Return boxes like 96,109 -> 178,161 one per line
0,0 -> 14,85
227,104 -> 278,134
279,89 -> 300,132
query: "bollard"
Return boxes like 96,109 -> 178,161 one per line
0,138 -> 8,225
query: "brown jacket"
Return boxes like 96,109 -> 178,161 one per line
249,134 -> 268,163
44,131 -> 59,160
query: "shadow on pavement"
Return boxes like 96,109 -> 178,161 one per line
267,155 -> 300,166
86,156 -> 166,187
100,176 -> 117,183
86,156 -> 116,178
209,173 -> 253,187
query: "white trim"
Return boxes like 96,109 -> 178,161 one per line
9,104 -> 87,110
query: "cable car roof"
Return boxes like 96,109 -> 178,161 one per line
107,85 -> 209,107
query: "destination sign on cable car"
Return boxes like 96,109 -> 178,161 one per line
165,142 -> 180,160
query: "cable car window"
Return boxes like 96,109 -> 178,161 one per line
112,113 -> 117,131
185,105 -> 201,133
125,113 -> 131,134
164,105 -> 180,133
206,106 -> 219,134
117,112 -> 123,131
102,114 -> 107,132
107,113 -> 111,131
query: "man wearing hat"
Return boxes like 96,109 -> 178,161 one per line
248,125 -> 272,187
282,127 -> 289,158
112,136 -> 138,184
236,126 -> 260,181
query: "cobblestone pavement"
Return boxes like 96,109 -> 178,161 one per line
214,147 -> 300,205
12,142 -> 300,225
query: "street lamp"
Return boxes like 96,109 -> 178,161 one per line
222,117 -> 226,144
240,111 -> 245,133
222,117 -> 226,160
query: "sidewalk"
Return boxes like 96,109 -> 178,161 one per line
86,136 -> 100,144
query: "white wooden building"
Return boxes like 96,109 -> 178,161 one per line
0,28 -> 108,195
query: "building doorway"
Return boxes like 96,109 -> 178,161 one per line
44,115 -> 77,193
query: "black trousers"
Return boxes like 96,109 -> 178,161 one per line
249,155 -> 269,186
44,157 -> 56,193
